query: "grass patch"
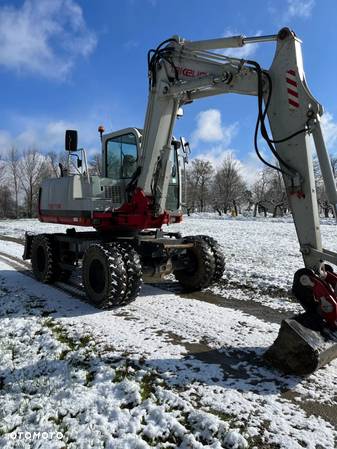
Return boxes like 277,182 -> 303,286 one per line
205,407 -> 233,423
59,349 -> 70,360
140,372 -> 158,400
52,327 -> 77,350
43,318 -> 82,351
79,335 -> 92,347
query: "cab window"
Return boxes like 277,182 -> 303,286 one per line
166,148 -> 180,211
106,133 -> 137,179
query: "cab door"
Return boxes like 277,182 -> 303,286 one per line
102,128 -> 141,206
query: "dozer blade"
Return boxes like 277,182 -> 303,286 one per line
264,313 -> 337,375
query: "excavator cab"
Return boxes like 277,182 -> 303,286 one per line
103,130 -> 139,180
102,127 -> 185,214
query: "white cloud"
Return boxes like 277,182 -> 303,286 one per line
222,29 -> 262,59
286,0 -> 315,19
195,145 -> 235,168
191,145 -> 262,187
321,112 -> 337,151
0,130 -> 12,156
191,109 -> 238,147
0,116 -> 101,157
240,151 -> 264,185
189,108 -> 262,186
0,0 -> 97,79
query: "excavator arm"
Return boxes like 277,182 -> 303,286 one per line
137,28 -> 337,271
134,27 -> 337,332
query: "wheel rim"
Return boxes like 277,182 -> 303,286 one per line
89,259 -> 105,294
36,246 -> 46,273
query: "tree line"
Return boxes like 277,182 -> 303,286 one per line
184,154 -> 337,218
0,148 -> 102,219
0,147 -> 335,219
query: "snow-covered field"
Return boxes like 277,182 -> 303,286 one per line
0,216 -> 336,448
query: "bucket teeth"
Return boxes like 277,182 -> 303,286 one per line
265,313 -> 337,375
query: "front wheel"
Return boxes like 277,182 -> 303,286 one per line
174,236 -> 215,291
82,243 -> 127,308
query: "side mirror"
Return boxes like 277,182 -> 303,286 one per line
171,138 -> 181,150
180,137 -> 190,154
65,130 -> 78,152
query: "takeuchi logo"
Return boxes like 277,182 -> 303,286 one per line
176,66 -> 208,78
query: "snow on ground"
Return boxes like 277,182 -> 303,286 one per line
3,214 -> 337,312
169,215 -> 337,313
0,216 -> 337,448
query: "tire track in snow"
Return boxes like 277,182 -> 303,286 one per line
152,281 -> 291,324
0,250 -> 86,300
0,235 -> 292,325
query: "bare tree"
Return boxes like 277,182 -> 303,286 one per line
252,168 -> 272,217
19,149 -> 49,218
0,155 -> 6,185
314,153 -> 337,217
186,159 -> 214,212
89,152 -> 102,176
252,167 -> 287,217
0,185 -> 14,218
46,151 -> 60,178
46,151 -> 68,178
7,147 -> 21,218
213,154 -> 247,215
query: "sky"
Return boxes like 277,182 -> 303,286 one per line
0,0 -> 337,184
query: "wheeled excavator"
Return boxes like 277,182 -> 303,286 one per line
23,27 -> 337,374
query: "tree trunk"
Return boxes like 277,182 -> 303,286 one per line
273,203 -> 284,218
253,203 -> 258,217
232,200 -> 238,217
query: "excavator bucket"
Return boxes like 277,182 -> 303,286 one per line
264,313 -> 337,375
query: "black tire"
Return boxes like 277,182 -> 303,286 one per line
31,235 -> 58,283
115,242 -> 143,305
82,243 -> 127,308
195,235 -> 225,282
174,236 -> 215,291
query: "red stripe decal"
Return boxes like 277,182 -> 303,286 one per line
286,77 -> 297,87
287,69 -> 296,76
287,88 -> 299,98
288,98 -> 300,108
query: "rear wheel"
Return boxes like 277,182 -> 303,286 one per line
31,235 -> 58,283
174,236 -> 215,291
82,243 -> 127,308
